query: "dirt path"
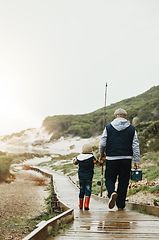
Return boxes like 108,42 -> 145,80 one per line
0,166 -> 50,240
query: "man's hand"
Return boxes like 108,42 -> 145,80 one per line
99,153 -> 105,166
99,156 -> 105,165
134,163 -> 139,169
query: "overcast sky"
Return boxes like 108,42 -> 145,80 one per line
0,0 -> 159,135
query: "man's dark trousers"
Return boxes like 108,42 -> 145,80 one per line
105,159 -> 131,209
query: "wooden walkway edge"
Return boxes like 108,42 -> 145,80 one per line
46,171 -> 159,240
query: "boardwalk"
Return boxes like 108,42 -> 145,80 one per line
46,171 -> 159,240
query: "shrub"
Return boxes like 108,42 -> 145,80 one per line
0,155 -> 12,182
22,165 -> 31,170
29,174 -> 48,186
50,132 -> 61,141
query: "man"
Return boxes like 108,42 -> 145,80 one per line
99,108 -> 140,211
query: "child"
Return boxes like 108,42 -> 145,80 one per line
73,143 -> 104,210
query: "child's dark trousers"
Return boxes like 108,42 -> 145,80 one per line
79,179 -> 92,198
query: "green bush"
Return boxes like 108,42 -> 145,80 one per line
0,155 -> 12,182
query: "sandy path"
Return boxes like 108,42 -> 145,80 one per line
0,166 -> 50,239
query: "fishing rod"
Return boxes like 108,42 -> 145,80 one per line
104,82 -> 107,129
100,82 -> 108,197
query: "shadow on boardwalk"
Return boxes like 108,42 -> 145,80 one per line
46,171 -> 159,240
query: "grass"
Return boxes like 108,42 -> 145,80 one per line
0,217 -> 40,239
154,199 -> 159,204
52,153 -> 79,161
0,152 -> 47,182
8,152 -> 46,164
38,152 -> 79,176
142,166 -> 159,181
126,151 -> 159,197
51,163 -> 74,174
92,164 -> 106,194
138,207 -> 148,215
49,221 -> 71,237
127,151 -> 159,197
142,151 -> 159,162
150,185 -> 159,194
32,198 -> 53,221
68,170 -> 78,176
128,185 -> 151,196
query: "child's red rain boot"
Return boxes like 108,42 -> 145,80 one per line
79,198 -> 83,209
84,196 -> 90,210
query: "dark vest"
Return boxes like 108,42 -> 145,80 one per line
77,154 -> 94,180
106,123 -> 135,157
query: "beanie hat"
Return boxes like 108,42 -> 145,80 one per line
114,108 -> 127,117
82,144 -> 93,153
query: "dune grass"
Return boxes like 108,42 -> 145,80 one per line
0,154 -> 12,182
0,152 -> 45,182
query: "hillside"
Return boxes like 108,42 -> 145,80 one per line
1,85 -> 159,155
42,85 -> 159,153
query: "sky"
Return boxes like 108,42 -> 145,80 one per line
0,0 -> 159,135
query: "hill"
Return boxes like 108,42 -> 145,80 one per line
42,85 -> 159,153
1,85 -> 159,155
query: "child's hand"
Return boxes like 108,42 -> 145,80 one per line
93,159 -> 100,166
73,158 -> 78,165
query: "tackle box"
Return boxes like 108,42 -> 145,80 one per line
131,169 -> 142,181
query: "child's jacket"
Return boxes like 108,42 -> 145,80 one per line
73,153 -> 95,180
73,153 -> 104,180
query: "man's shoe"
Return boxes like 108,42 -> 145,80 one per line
108,192 -> 118,209
118,208 -> 124,211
